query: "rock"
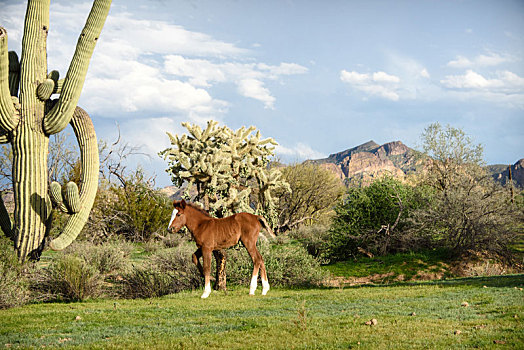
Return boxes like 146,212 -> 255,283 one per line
461,301 -> 469,307
75,315 -> 82,321
365,318 -> 378,326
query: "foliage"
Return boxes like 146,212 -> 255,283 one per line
411,123 -> 523,254
119,244 -> 201,298
160,120 -> 289,226
0,236 -> 30,309
225,240 -> 328,288
31,255 -> 102,302
327,176 -> 430,261
85,169 -> 173,242
287,224 -> 331,259
63,240 -> 134,274
275,163 -> 345,232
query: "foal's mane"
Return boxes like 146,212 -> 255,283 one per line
186,202 -> 212,218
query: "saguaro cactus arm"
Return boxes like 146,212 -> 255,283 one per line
43,0 -> 111,135
0,27 -> 18,132
49,106 -> 99,250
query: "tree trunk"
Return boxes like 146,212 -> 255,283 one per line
213,249 -> 227,291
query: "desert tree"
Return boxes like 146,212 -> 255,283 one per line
275,162 -> 345,232
411,123 -> 522,254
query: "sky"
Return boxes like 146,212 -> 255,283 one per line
1,0 -> 523,187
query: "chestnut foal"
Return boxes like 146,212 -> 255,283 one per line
168,200 -> 275,298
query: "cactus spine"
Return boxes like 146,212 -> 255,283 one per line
0,0 -> 110,261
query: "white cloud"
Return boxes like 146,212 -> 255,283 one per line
275,143 -> 326,161
440,70 -> 524,108
447,53 -> 513,68
340,70 -> 369,84
237,79 -> 276,109
440,70 -> 524,91
163,55 -> 307,107
340,70 -> 400,101
372,71 -> 400,83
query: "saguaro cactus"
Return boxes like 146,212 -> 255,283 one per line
0,0 -> 111,261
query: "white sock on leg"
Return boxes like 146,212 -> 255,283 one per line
201,282 -> 212,299
249,275 -> 258,295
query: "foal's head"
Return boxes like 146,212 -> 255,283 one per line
168,199 -> 187,232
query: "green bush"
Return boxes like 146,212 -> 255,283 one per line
31,255 -> 102,302
119,245 -> 201,298
226,240 -> 328,288
86,169 -> 173,242
0,237 -> 30,309
327,176 -> 430,261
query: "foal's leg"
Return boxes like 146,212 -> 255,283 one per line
192,248 -> 204,277
244,240 -> 263,295
259,257 -> 270,295
201,248 -> 213,299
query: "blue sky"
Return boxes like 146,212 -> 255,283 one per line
1,0 -> 523,187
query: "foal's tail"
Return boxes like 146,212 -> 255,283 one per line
257,216 -> 277,239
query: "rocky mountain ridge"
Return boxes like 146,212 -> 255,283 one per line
310,140 -> 426,184
310,140 -> 523,188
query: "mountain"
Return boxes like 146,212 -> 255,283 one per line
310,140 -> 523,188
489,159 -> 524,189
310,140 -> 426,184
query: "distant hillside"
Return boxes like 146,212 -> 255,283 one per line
309,140 -> 427,185
489,159 -> 524,189
309,140 -> 523,188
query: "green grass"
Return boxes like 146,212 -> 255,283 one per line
323,249 -> 454,283
1,275 -> 523,349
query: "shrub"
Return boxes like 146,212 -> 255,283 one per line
86,169 -> 174,242
288,225 -> 330,260
327,176 -> 430,261
226,240 -> 328,288
64,240 -> 133,274
0,237 -> 30,309
31,255 -> 102,302
119,244 -> 201,298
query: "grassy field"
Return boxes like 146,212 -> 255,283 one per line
1,275 -> 523,349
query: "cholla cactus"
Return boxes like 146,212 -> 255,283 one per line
160,120 -> 290,225
0,0 -> 110,261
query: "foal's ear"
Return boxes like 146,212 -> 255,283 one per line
180,199 -> 186,209
172,200 -> 178,208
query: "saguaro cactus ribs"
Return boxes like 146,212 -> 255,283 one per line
0,0 -> 111,261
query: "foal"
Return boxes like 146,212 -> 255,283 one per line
168,199 -> 275,299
